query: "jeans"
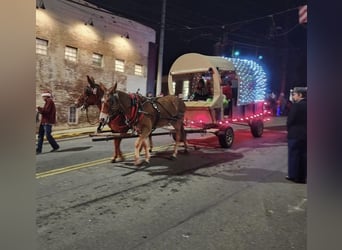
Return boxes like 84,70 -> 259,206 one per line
36,124 -> 59,152
288,138 -> 307,181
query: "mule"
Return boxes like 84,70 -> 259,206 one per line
100,83 -> 187,166
75,75 -> 153,163
75,75 -> 105,111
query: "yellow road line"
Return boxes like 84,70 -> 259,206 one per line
36,144 -> 172,179
36,157 -> 113,179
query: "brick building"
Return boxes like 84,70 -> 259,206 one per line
36,0 -> 157,130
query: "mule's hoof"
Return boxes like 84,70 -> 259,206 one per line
111,159 -> 116,163
116,158 -> 124,163
170,155 -> 177,160
149,149 -> 153,153
134,161 -> 142,167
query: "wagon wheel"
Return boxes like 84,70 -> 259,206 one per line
250,119 -> 264,138
218,126 -> 234,148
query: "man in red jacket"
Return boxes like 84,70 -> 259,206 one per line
36,91 -> 60,154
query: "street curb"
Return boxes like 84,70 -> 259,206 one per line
36,130 -> 96,143
53,131 -> 94,140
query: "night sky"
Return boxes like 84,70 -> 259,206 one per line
85,0 -> 307,94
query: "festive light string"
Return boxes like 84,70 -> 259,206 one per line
223,57 -> 267,105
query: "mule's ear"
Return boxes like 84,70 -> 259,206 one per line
87,75 -> 92,84
114,82 -> 117,92
99,82 -> 107,92
108,82 -> 118,95
108,86 -> 114,95
87,75 -> 96,88
86,75 -> 91,86
91,76 -> 97,87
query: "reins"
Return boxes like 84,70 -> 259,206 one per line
85,107 -> 99,125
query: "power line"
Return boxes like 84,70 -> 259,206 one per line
168,6 -> 300,31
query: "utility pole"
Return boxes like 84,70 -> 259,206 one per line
156,0 -> 166,96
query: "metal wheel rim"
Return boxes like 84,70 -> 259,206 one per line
225,129 -> 233,145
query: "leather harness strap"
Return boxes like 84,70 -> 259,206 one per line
124,93 -> 144,128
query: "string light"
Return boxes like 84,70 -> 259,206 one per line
183,56 -> 270,126
222,56 -> 268,105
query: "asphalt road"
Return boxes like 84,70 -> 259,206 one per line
36,117 -> 307,250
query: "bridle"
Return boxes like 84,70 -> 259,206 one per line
80,85 -> 104,125
103,91 -> 144,129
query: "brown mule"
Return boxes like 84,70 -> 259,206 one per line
100,83 -> 187,166
75,76 -> 153,162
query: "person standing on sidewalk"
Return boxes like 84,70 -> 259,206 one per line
286,87 -> 307,183
36,91 -> 60,154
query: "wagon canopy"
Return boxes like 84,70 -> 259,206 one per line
168,53 -> 235,108
168,53 -> 267,107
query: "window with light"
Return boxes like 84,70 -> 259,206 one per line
115,59 -> 124,72
134,64 -> 143,76
92,53 -> 103,67
68,106 -> 78,124
182,80 -> 190,99
65,46 -> 77,62
172,82 -> 176,94
36,38 -> 48,55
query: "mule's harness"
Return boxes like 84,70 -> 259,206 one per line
108,93 -> 182,133
125,93 -> 144,128
106,93 -> 143,131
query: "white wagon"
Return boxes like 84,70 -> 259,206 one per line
168,53 -> 270,148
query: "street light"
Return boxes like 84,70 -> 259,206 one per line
233,50 -> 240,57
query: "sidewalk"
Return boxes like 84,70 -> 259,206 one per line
45,116 -> 287,141
52,126 -> 97,140
35,125 -> 98,141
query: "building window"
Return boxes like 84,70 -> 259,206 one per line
68,106 -> 78,124
115,59 -> 124,72
134,64 -> 143,76
92,53 -> 103,67
65,46 -> 77,62
36,38 -> 48,55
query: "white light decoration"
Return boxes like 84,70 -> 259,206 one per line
223,57 -> 268,105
